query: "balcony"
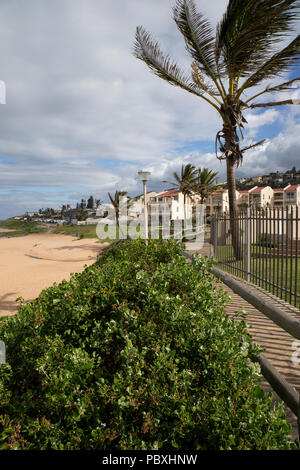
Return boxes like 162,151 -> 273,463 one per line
211,198 -> 222,204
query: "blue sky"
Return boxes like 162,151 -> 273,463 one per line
0,0 -> 300,219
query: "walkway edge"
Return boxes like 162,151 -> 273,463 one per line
211,266 -> 300,341
255,353 -> 299,418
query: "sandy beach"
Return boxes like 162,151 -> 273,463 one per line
0,233 -> 110,317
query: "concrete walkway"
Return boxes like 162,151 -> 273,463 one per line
186,235 -> 300,441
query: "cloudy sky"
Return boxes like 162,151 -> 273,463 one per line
0,0 -> 300,219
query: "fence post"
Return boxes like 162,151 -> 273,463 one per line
245,208 -> 251,282
213,214 -> 218,261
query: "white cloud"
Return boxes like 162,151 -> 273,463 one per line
0,0 -> 299,218
244,110 -> 280,137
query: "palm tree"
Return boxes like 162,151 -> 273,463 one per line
134,0 -> 300,259
95,199 -> 102,209
107,190 -> 128,233
193,167 -> 219,203
163,163 -> 198,220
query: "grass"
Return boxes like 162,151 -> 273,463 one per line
53,224 -> 129,242
53,224 -> 99,239
217,244 -> 300,309
0,218 -> 47,237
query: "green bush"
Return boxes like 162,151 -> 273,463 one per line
256,234 -> 278,248
0,239 -> 296,450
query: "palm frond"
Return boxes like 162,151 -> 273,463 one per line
134,26 -> 209,99
173,0 -> 219,79
241,139 -> 266,152
107,192 -> 116,208
191,62 -> 220,98
244,76 -> 300,105
238,34 -> 300,94
249,98 -> 300,108
215,0 -> 246,67
216,0 -> 300,80
163,164 -> 198,195
265,76 -> 300,93
108,191 -> 127,211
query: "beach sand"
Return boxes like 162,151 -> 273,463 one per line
0,233 -> 110,317
0,228 -> 15,233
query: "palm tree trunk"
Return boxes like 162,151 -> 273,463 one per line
226,155 -> 243,260
116,211 -> 119,240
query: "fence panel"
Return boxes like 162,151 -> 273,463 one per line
213,207 -> 300,309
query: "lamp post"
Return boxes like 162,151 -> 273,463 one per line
138,170 -> 151,244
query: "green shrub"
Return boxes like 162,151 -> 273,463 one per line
256,234 -> 278,248
0,239 -> 296,450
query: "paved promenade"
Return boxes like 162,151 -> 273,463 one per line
186,235 -> 300,441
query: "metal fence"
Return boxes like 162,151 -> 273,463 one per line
211,207 -> 300,309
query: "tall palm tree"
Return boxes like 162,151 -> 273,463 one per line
193,168 -> 219,203
108,190 -> 128,234
134,0 -> 300,259
163,163 -> 198,220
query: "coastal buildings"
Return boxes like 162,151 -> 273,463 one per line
19,181 -> 300,227
149,190 -> 192,221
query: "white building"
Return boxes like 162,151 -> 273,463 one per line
149,190 -> 193,220
284,184 -> 300,208
248,186 -> 273,208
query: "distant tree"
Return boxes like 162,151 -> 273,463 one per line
95,199 -> 102,209
80,199 -> 87,210
163,163 -> 198,220
87,196 -> 94,210
76,210 -> 88,222
108,191 -> 128,235
60,205 -> 67,217
192,168 -> 219,203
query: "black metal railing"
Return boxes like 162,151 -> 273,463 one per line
211,207 -> 300,309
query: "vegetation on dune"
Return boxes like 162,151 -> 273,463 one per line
0,240 -> 296,450
0,218 -> 46,237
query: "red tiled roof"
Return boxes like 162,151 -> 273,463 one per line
250,187 -> 266,193
157,190 -> 180,197
239,190 -> 249,193
273,188 -> 284,192
284,185 -> 299,191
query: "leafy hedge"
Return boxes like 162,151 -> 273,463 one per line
0,240 -> 296,450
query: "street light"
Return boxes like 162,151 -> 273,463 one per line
138,170 -> 151,244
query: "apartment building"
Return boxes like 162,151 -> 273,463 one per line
238,190 -> 249,207
248,186 -> 273,208
149,190 -> 193,220
284,184 -> 300,208
128,191 -> 158,219
205,189 -> 241,216
237,184 -> 300,210
273,188 -> 285,207
146,184 -> 300,221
